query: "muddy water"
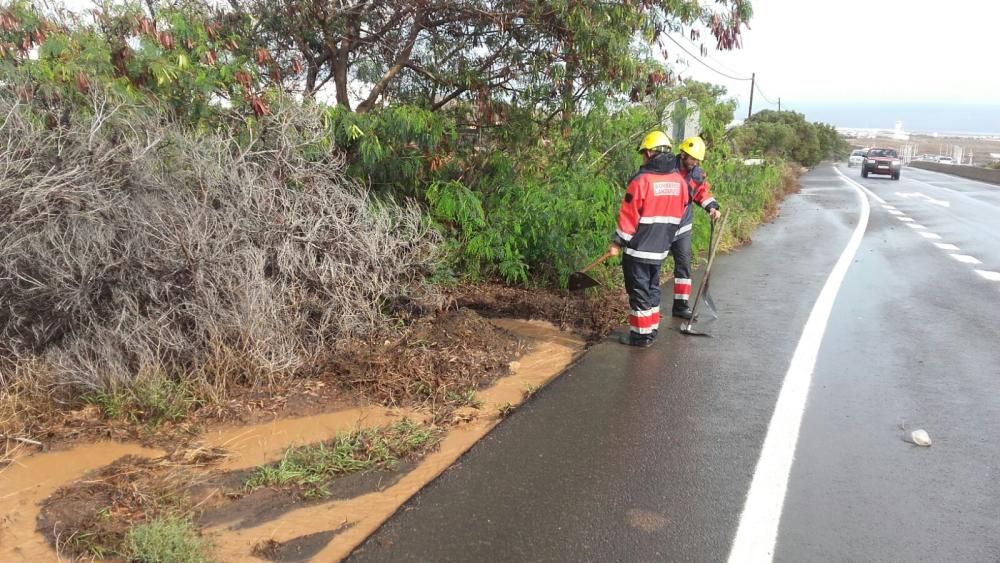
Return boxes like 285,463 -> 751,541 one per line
0,320 -> 584,562
204,407 -> 415,472
206,319 -> 585,562
0,442 -> 163,561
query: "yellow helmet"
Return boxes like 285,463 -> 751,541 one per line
637,131 -> 672,153
679,136 -> 707,161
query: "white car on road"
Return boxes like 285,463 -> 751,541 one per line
848,149 -> 867,168
938,156 -> 955,165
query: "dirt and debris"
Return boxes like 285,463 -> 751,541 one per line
15,294 -> 610,561
37,448 -> 223,559
450,284 -> 628,342
322,308 -> 526,408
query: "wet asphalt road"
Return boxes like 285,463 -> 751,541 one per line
350,164 -> 1000,562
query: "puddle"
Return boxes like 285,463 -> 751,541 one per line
206,319 -> 584,561
0,319 -> 584,562
203,407 -> 414,472
0,442 -> 163,561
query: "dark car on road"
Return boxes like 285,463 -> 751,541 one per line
862,147 -> 901,180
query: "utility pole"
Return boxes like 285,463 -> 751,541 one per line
747,72 -> 755,120
778,97 -> 781,112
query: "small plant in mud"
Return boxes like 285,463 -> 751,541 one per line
60,529 -> 117,559
123,516 -> 213,563
445,389 -> 482,409
244,419 -> 442,498
497,402 -> 516,418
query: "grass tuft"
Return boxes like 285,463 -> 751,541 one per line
123,516 -> 213,563
244,419 -> 441,497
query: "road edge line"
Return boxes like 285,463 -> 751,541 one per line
727,165 -> 871,563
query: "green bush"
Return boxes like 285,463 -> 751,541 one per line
731,110 -> 850,166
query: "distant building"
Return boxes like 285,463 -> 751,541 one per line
892,121 -> 909,141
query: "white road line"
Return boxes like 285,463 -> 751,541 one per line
897,217 -> 914,222
729,168 -> 870,563
950,254 -> 982,265
887,210 -> 904,216
896,191 -> 950,207
975,270 -> 1000,281
919,232 -> 942,240
882,205 -> 897,210
905,223 -> 927,230
935,243 -> 960,251
836,168 -> 886,204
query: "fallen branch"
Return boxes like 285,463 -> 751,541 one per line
1,434 -> 43,447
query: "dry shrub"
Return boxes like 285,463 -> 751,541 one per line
0,86 -> 439,401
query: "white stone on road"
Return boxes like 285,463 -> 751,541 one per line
906,429 -> 932,447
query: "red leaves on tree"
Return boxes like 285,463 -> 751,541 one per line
75,72 -> 90,93
234,69 -> 253,89
157,31 -> 175,50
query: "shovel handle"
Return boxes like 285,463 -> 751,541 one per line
580,249 -> 615,274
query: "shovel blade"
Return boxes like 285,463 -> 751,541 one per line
679,326 -> 713,337
567,271 -> 601,292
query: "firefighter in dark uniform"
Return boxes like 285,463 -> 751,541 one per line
670,136 -> 721,319
608,131 -> 691,348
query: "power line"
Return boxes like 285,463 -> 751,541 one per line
674,32 -> 753,83
660,33 -> 786,117
661,34 -> 752,82
754,82 -> 778,105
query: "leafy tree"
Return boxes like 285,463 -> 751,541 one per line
0,0 -> 276,124
225,0 -> 752,124
731,110 -> 849,166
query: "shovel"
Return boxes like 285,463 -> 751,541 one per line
567,249 -> 615,292
680,209 -> 729,336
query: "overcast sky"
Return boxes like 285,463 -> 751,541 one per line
669,0 -> 1000,113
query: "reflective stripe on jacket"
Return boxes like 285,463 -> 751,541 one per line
612,153 -> 691,264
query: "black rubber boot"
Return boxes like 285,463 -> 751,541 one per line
672,299 -> 693,319
618,332 -> 656,348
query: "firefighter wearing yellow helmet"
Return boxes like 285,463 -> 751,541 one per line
607,131 -> 691,347
669,136 -> 721,320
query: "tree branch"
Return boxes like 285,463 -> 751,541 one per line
356,12 -> 424,113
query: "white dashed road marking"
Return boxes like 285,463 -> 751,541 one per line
839,167 -> 997,288
836,169 -> 1000,290
975,270 -> 1000,282
950,254 -> 983,265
